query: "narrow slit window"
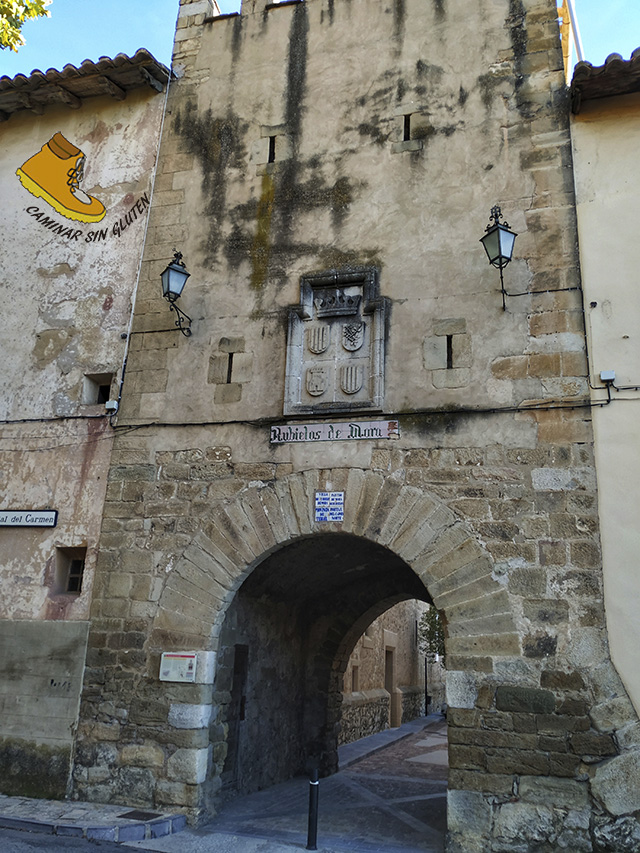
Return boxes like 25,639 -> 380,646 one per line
268,135 -> 276,163
403,114 -> 411,142
446,335 -> 454,369
54,547 -> 87,595
351,665 -> 360,692
226,353 -> 234,384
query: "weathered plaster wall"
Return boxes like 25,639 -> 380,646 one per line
571,91 -> 640,715
0,88 -> 165,620
75,0 -> 640,850
0,620 -> 89,798
0,85 -> 166,796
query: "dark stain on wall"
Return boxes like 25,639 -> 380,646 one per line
393,0 -> 406,45
433,0 -> 446,22
173,102 -> 247,265
357,121 -> 388,146
416,60 -> 444,85
327,0 -> 335,25
0,738 -> 70,799
231,15 -> 243,64
277,3 -> 309,241
508,0 -> 529,113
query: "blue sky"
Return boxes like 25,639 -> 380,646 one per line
0,0 -> 637,79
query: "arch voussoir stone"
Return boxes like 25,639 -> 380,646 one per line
348,471 -> 384,536
288,472 -> 315,535
208,505 -> 257,566
240,490 -> 279,552
362,475 -> 405,540
405,523 -> 471,573
334,470 -> 359,532
224,501 -> 264,558
377,485 -> 422,545
255,483 -> 291,544
428,555 -> 493,600
183,538 -> 237,589
198,525 -> 246,577
446,589 -> 512,623
387,495 -> 443,559
273,478 -> 302,539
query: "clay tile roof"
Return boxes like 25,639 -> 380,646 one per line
570,47 -> 640,113
0,48 -> 171,122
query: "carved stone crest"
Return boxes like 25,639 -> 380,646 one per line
313,288 -> 361,317
340,365 -> 364,395
342,322 -> 364,352
285,268 -> 387,415
306,366 -> 328,396
307,325 -> 330,354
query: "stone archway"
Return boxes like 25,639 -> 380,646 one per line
150,468 -> 515,661
147,468 -> 517,810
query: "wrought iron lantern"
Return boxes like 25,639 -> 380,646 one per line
480,206 -> 517,310
160,250 -> 192,336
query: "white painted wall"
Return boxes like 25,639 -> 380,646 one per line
571,91 -> 640,713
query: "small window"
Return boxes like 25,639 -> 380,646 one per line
268,135 -> 276,163
55,547 -> 86,595
351,665 -> 360,692
403,114 -> 411,141
82,373 -> 114,405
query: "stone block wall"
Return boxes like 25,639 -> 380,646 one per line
338,689 -> 389,746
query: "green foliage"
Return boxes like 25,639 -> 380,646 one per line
418,605 -> 445,662
0,1 -> 51,52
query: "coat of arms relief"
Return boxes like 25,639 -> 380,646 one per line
284,269 -> 387,415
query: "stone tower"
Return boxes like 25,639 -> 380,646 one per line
75,0 -> 640,849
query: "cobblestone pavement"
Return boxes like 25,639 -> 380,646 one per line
130,715 -> 448,853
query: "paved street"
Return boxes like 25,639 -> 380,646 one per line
127,715 -> 447,853
0,716 -> 447,853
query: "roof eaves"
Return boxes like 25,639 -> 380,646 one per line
0,48 -> 172,122
570,47 -> 640,113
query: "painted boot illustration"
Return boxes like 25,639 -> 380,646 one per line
16,132 -> 106,223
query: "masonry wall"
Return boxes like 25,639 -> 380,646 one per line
75,0 -> 640,849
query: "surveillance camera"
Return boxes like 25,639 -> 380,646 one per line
105,400 -> 119,414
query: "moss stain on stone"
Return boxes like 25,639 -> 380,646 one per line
250,173 -> 275,292
0,738 -> 70,799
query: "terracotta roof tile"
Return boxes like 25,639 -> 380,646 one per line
571,48 -> 640,113
0,49 -> 171,121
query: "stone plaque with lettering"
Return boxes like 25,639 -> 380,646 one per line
284,268 -> 388,415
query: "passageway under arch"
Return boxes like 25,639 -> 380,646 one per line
213,532 -> 431,799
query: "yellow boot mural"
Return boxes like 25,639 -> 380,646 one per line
17,132 -> 106,224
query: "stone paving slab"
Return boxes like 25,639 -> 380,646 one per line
0,795 -> 185,842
